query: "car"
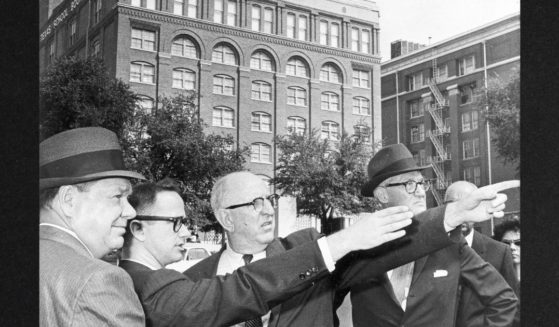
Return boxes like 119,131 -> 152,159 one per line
165,243 -> 215,273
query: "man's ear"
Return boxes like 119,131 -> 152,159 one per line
373,187 -> 389,204
57,185 -> 77,218
215,209 -> 234,233
129,220 -> 147,242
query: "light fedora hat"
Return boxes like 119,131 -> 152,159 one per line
361,143 -> 431,197
40,127 -> 145,190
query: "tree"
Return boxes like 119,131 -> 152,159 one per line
271,129 -> 381,233
40,56 -> 137,140
123,92 -> 249,229
476,69 -> 520,170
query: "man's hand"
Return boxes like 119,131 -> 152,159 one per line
326,206 -> 413,262
444,180 -> 520,230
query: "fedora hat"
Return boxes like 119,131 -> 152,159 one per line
40,127 -> 145,190
361,143 -> 431,197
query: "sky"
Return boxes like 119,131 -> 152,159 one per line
374,0 -> 520,61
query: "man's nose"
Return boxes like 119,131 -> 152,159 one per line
121,198 -> 137,220
177,223 -> 191,238
261,199 -> 276,215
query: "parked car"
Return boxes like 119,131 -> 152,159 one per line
165,243 -> 214,273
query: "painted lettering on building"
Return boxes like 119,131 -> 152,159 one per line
40,0 -> 82,42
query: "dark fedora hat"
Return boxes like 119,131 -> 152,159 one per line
40,127 -> 145,190
361,143 -> 431,197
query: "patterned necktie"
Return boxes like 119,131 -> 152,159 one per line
389,261 -> 415,309
242,254 -> 263,327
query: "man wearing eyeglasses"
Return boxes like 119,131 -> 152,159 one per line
337,143 -> 518,327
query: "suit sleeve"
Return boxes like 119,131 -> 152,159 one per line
459,244 -> 518,327
333,205 -> 462,290
75,267 -> 145,326
138,240 -> 329,327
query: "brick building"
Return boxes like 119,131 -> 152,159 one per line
380,13 -> 520,235
39,0 -> 383,234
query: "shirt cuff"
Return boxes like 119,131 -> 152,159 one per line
443,219 -> 456,233
317,236 -> 336,272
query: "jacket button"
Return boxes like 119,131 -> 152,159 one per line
299,273 -> 306,280
311,267 -> 318,273
306,271 -> 312,276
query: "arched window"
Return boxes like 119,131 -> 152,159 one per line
320,63 -> 341,83
136,95 -> 154,114
354,125 -> 371,143
212,106 -> 235,127
251,112 -> 272,132
212,44 -> 237,65
213,75 -> 235,95
171,36 -> 198,58
286,57 -> 309,77
130,61 -> 155,84
287,86 -> 307,106
250,51 -> 274,71
321,92 -> 340,111
352,97 -> 370,115
321,121 -> 339,140
287,116 -> 306,135
251,143 -> 271,163
172,68 -> 196,90
251,81 -> 272,101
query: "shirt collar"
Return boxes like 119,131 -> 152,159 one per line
39,223 -> 95,258
465,228 -> 474,247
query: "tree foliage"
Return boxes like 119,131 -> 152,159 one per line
123,92 -> 249,229
271,129 -> 381,231
40,56 -> 137,140
477,69 -> 520,169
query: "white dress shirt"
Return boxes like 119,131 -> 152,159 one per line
464,229 -> 474,247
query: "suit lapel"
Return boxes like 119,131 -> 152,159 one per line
411,256 -> 428,286
265,239 -> 286,327
381,273 -> 401,307
471,231 -> 486,257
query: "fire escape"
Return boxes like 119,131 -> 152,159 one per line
426,57 -> 451,205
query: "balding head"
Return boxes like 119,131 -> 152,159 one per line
444,181 -> 478,203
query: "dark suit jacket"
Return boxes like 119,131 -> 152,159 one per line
345,240 -> 518,327
120,239 -> 329,327
186,206 -> 463,327
456,231 -> 519,327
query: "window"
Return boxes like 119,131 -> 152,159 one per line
361,30 -> 370,54
251,6 -> 261,31
130,62 -> 155,84
212,44 -> 236,65
320,64 -> 341,83
174,0 -> 197,17
352,97 -> 370,115
213,75 -> 235,95
251,143 -> 271,163
354,125 -> 371,143
91,40 -> 101,57
463,138 -> 480,159
463,166 -> 481,186
287,116 -> 306,134
172,69 -> 196,90
171,37 -> 198,58
48,39 -> 56,63
250,51 -> 273,71
330,23 -> 340,48
408,71 -> 423,91
186,0 -> 197,17
131,0 -> 155,10
174,0 -> 184,15
212,107 -> 234,127
410,124 -> 425,143
321,92 -> 340,111
286,58 -> 308,78
319,21 -> 328,45
409,100 -> 423,118
458,55 -> 475,76
251,112 -> 272,132
286,13 -> 295,38
137,95 -> 154,114
435,64 -> 448,81
214,0 -> 224,23
413,149 -> 427,166
227,0 -> 236,26
93,0 -> 102,24
351,28 -> 359,51
298,16 -> 307,41
459,83 -> 476,104
251,81 -> 272,101
321,121 -> 339,140
352,69 -> 369,88
68,18 -> 77,46
461,111 -> 479,132
263,8 -> 273,33
131,28 -> 155,51
287,86 -> 306,106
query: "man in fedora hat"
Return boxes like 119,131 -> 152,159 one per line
337,143 -> 518,327
39,127 -> 146,325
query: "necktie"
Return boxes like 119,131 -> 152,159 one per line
242,254 -> 263,327
389,262 -> 414,309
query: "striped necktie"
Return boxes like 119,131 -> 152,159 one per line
242,254 -> 263,327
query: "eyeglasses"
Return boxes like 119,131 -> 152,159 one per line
502,239 -> 520,247
225,194 -> 280,212
384,179 -> 431,194
133,215 -> 192,233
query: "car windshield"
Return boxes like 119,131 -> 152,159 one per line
187,248 -> 210,260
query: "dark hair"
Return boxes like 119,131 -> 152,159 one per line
493,217 -> 521,242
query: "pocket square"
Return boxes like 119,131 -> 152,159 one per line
433,269 -> 448,278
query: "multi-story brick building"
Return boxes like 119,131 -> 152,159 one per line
380,13 -> 520,235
